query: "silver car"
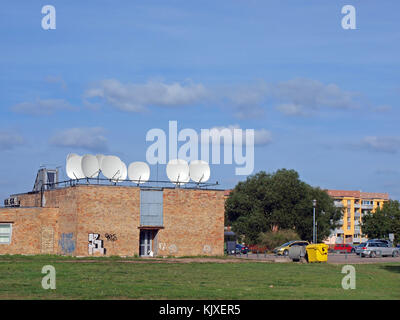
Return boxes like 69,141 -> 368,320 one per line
360,242 -> 399,258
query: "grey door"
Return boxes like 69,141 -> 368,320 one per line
140,230 -> 153,256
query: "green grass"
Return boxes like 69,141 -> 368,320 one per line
0,255 -> 399,299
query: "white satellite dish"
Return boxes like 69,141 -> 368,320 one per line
166,159 -> 190,185
96,154 -> 105,169
113,160 -> 127,182
189,160 -> 210,183
128,162 -> 150,183
66,154 -> 85,180
67,153 -> 78,161
81,154 -> 100,178
101,155 -> 122,180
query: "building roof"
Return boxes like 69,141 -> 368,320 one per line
326,189 -> 389,200
224,189 -> 232,196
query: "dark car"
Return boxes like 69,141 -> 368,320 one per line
235,244 -> 249,254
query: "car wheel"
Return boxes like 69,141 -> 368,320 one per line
370,251 -> 376,258
283,250 -> 289,256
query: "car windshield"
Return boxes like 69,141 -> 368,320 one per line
279,241 -> 295,247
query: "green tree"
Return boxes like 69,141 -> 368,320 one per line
362,200 -> 400,244
225,169 -> 342,244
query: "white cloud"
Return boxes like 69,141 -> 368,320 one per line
50,127 -> 108,152
0,131 -> 24,151
83,77 -> 382,119
371,105 -> 392,113
84,79 -> 207,112
276,103 -> 308,116
11,99 -> 76,115
209,125 -> 272,146
44,75 -> 67,90
273,78 -> 360,116
361,136 -> 400,153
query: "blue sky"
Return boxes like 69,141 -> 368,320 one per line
1,0 -> 400,200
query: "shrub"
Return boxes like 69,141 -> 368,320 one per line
257,229 -> 301,250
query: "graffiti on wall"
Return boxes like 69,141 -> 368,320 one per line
158,242 -> 178,254
105,233 -> 117,241
58,233 -> 75,254
88,233 -> 106,255
203,245 -> 212,254
41,226 -> 54,254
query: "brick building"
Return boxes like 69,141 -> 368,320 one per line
0,184 -> 225,257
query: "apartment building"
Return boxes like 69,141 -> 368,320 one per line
326,190 -> 389,244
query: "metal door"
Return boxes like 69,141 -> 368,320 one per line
140,230 -> 153,256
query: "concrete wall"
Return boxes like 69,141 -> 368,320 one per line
1,185 -> 224,257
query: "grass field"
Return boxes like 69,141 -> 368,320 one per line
0,255 -> 399,300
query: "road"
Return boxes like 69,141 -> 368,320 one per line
232,252 -> 400,264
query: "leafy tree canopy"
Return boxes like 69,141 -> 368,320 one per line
225,169 -> 342,244
362,200 -> 400,244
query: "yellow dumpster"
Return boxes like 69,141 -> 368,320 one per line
306,244 -> 328,262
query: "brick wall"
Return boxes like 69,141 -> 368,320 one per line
1,185 -> 224,257
0,207 -> 59,255
158,188 -> 224,256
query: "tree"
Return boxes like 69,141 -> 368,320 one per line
225,169 -> 342,244
362,200 -> 400,244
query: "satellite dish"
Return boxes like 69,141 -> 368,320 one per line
81,154 -> 100,178
166,159 -> 190,185
66,154 -> 85,180
189,160 -> 210,183
96,154 -> 105,169
128,162 -> 150,183
113,160 -> 127,182
101,155 -> 122,180
67,153 -> 78,161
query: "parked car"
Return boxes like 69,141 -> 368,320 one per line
273,240 -> 309,256
248,244 -> 268,253
360,242 -> 399,258
332,244 -> 354,253
354,243 -> 366,255
235,244 -> 249,254
367,239 -> 393,247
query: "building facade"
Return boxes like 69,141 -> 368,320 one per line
0,185 -> 225,257
326,190 -> 389,244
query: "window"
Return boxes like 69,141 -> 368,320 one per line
0,223 -> 12,244
362,200 -> 373,205
347,200 -> 351,206
347,207 -> 351,214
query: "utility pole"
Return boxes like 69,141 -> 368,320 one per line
313,199 -> 317,244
